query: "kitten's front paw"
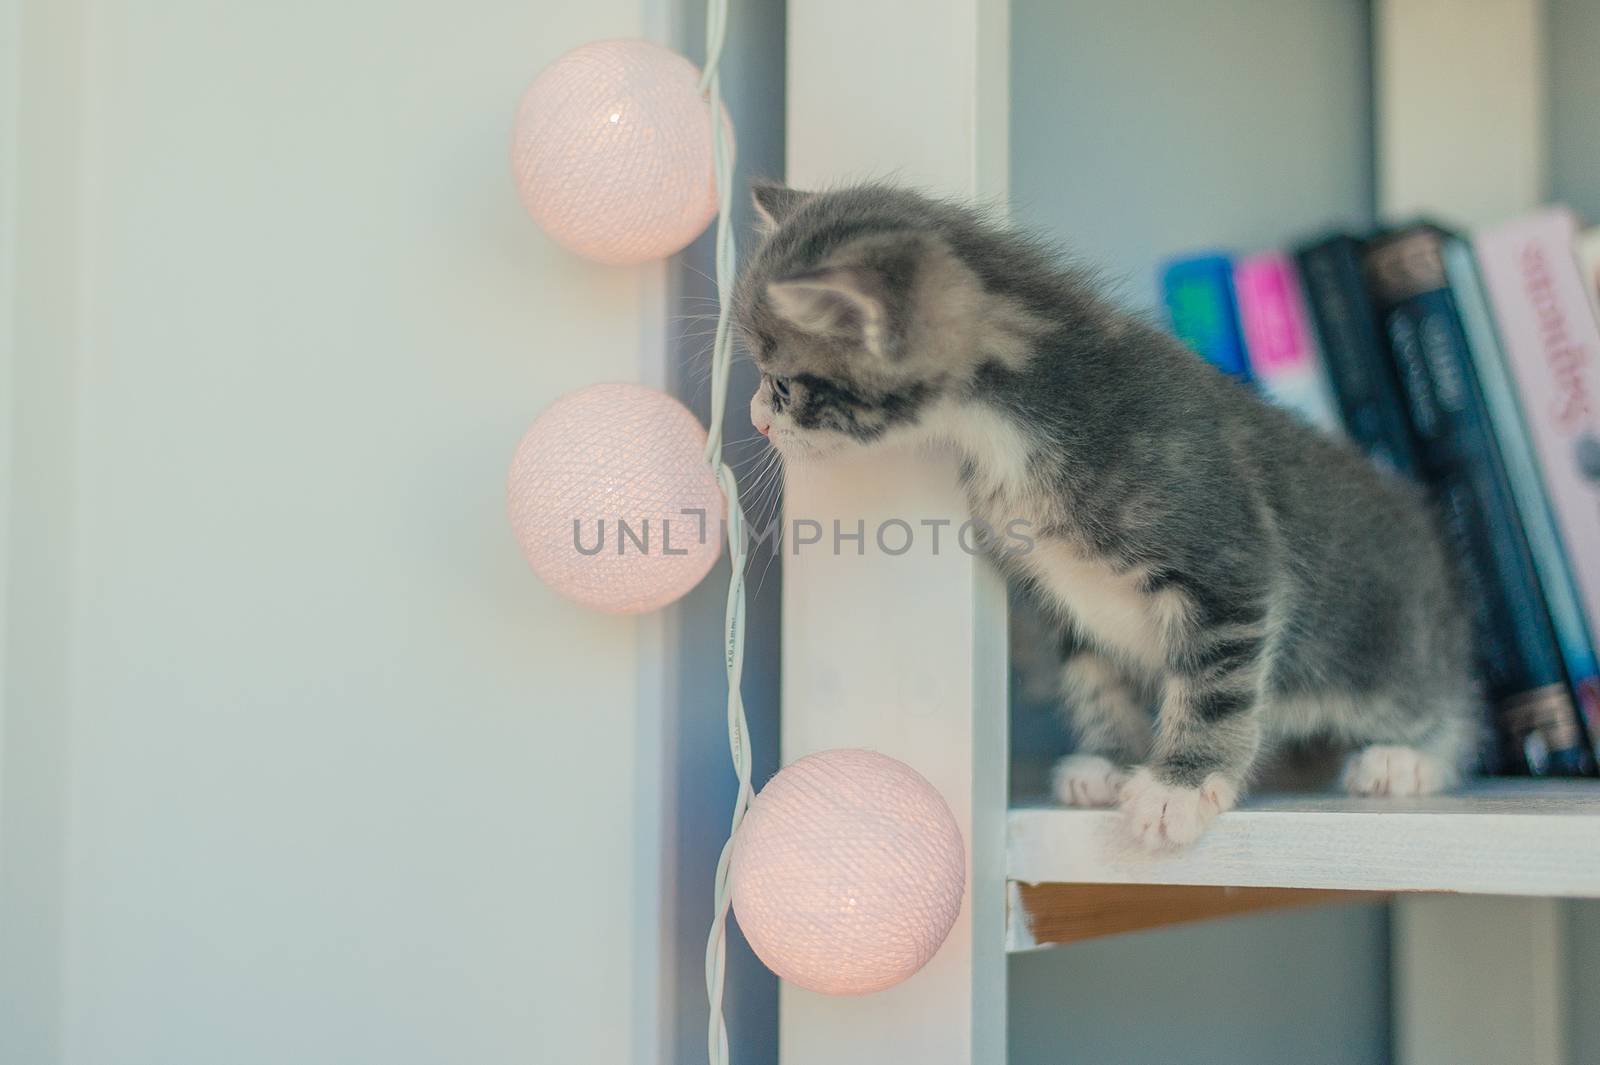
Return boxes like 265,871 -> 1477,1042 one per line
1342,745 -> 1454,797
1052,753 -> 1129,808
1118,768 -> 1237,850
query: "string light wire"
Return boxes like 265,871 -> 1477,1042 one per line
695,0 -> 752,1061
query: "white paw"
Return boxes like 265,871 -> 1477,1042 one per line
1052,754 -> 1129,808
1118,768 -> 1237,850
1342,745 -> 1454,797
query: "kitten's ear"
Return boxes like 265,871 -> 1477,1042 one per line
766,267 -> 890,356
751,183 -> 809,233
764,232 -> 931,361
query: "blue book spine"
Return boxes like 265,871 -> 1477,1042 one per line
1443,236 -> 1600,760
1293,235 -> 1422,478
1366,226 -> 1595,776
1160,254 -> 1251,381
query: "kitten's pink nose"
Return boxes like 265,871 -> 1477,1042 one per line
750,393 -> 771,436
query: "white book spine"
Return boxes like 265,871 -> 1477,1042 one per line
1475,208 -> 1600,647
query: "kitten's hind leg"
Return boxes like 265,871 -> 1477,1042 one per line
1341,708 -> 1474,798
1341,745 -> 1456,796
1051,651 -> 1153,808
1269,688 -> 1475,797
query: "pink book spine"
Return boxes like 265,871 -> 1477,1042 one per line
1232,252 -> 1342,434
1474,207 -> 1600,638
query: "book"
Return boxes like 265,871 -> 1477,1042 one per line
1294,235 -> 1422,477
1572,225 -> 1600,493
1364,224 -> 1594,775
1473,208 -> 1600,751
1443,235 -> 1600,760
1233,252 -> 1343,434
1160,253 -> 1251,381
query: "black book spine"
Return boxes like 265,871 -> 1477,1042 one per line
1294,235 -> 1423,477
1364,225 -> 1595,776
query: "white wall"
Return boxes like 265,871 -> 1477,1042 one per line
1010,0 -> 1375,314
1,1 -> 679,1062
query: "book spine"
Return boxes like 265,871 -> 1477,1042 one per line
1160,254 -> 1251,381
1233,252 -> 1344,434
1366,226 -> 1594,775
1294,236 -> 1421,476
1444,236 -> 1600,758
1474,210 -> 1600,756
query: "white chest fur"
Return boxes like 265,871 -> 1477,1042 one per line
1014,541 -> 1180,674
924,403 -> 1186,674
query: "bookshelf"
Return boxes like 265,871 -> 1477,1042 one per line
784,0 -> 1600,1063
1004,784 -> 1600,1062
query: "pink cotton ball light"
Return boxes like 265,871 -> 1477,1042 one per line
506,382 -> 724,614
729,749 -> 967,996
511,39 -> 730,265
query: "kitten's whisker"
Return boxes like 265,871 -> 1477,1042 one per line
746,457 -> 786,542
749,526 -> 782,600
737,461 -> 780,507
725,435 -> 775,455
739,455 -> 783,523
676,261 -> 719,288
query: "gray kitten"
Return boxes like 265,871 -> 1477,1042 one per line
733,183 -> 1479,848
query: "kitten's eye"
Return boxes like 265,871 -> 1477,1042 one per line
770,375 -> 792,400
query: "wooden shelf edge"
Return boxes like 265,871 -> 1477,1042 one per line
1007,781 -> 1600,900
1006,881 -> 1392,951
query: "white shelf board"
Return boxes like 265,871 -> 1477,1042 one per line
1008,780 -> 1600,898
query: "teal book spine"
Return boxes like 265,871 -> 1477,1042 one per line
1160,253 -> 1251,381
